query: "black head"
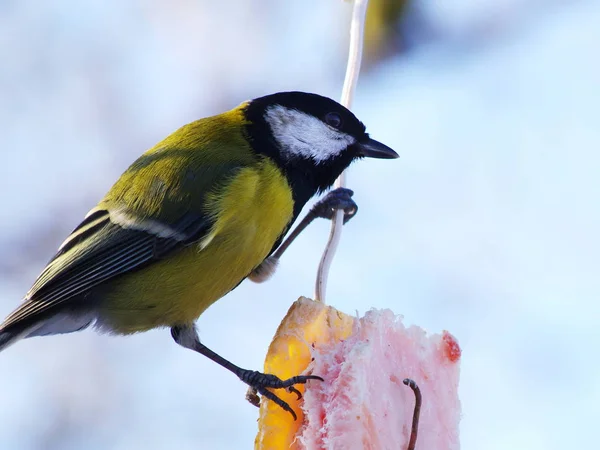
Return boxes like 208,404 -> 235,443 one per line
244,92 -> 397,212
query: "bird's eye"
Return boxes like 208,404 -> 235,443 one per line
325,112 -> 342,129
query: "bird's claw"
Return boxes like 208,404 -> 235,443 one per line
245,386 -> 260,407
287,385 -> 302,400
240,370 -> 324,420
310,187 -> 357,225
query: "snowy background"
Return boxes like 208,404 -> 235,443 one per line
1,0 -> 599,449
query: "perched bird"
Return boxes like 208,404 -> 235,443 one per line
0,91 -> 398,417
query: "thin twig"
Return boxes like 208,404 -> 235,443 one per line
403,378 -> 422,450
314,0 -> 369,302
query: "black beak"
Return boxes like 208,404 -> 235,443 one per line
357,137 -> 398,159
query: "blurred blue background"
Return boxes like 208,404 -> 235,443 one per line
1,0 -> 599,448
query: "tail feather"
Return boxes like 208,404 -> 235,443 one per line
0,328 -> 24,353
0,312 -> 95,353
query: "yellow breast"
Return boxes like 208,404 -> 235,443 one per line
101,157 -> 294,333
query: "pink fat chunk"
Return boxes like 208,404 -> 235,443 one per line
298,309 -> 461,450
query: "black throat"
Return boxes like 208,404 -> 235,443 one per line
243,101 -> 358,222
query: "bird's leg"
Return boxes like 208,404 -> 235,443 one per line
171,324 -> 323,420
248,187 -> 358,283
276,187 -> 358,256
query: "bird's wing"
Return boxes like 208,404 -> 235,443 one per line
0,113 -> 261,332
0,206 -> 213,331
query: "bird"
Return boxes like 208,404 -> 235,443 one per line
0,91 -> 398,418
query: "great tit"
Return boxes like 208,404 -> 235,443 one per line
0,91 -> 398,417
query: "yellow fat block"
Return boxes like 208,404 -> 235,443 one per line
255,297 -> 355,449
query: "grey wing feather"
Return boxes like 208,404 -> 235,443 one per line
0,208 -> 211,331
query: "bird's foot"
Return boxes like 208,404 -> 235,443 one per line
239,369 -> 323,420
311,187 -> 357,224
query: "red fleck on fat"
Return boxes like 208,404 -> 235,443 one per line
442,330 -> 461,363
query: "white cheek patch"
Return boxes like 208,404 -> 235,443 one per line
264,105 -> 356,163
